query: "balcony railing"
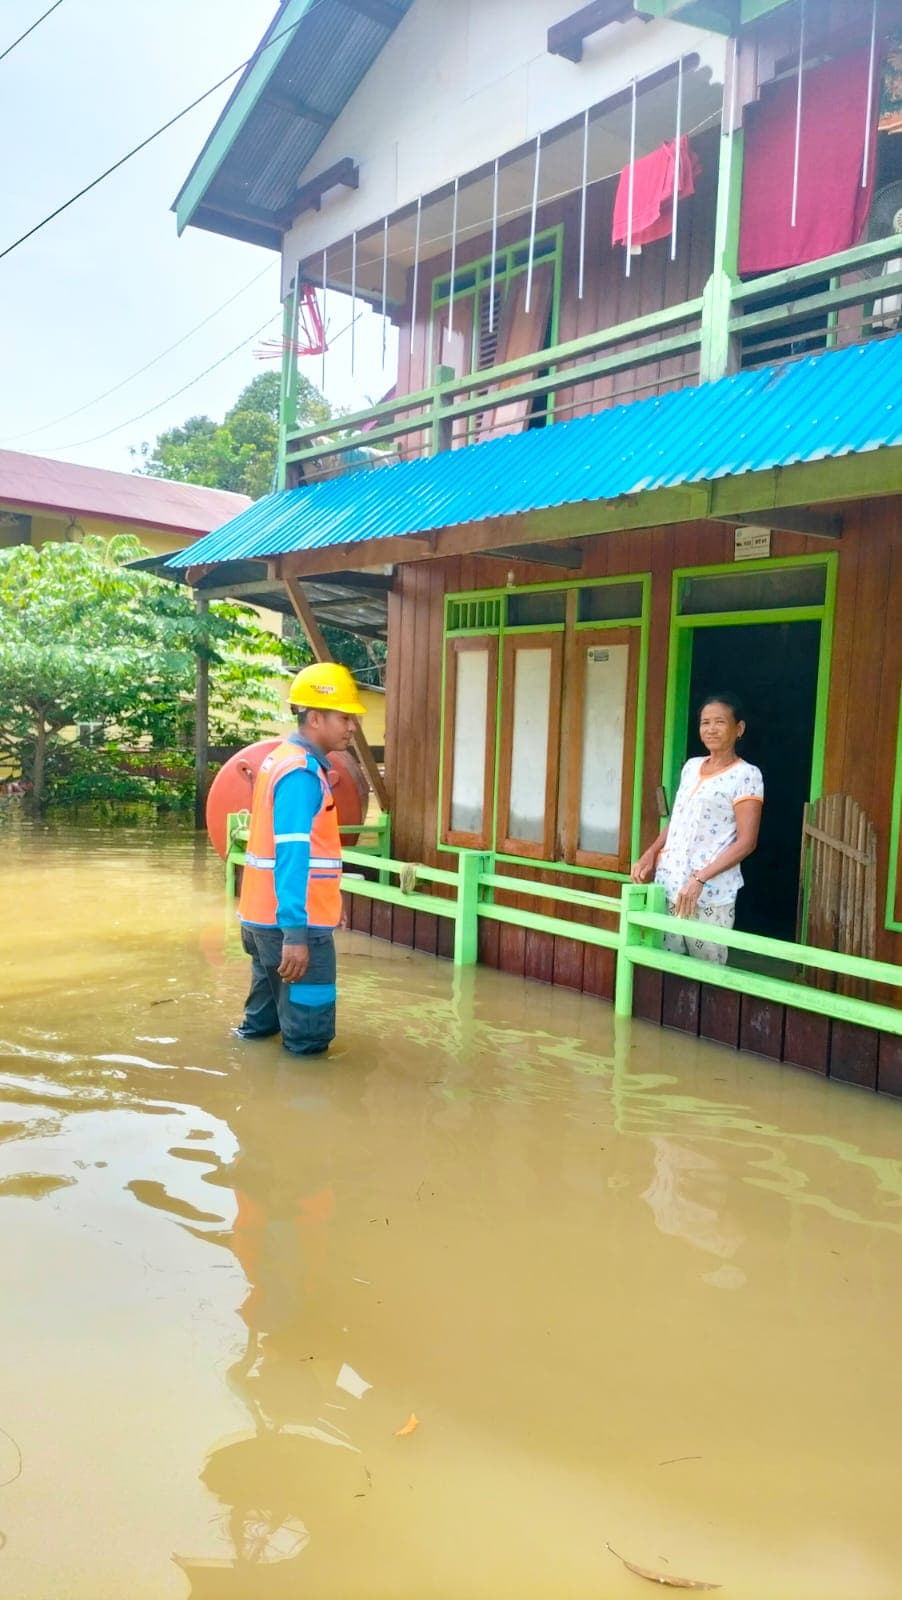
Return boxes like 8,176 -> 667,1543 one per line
284,296 -> 705,475
282,233 -> 902,478
731,232 -> 902,369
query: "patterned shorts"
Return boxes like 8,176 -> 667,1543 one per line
663,901 -> 735,966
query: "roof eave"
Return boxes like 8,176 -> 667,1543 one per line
188,204 -> 282,253
172,0 -> 317,237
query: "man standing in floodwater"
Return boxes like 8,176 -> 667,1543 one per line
234,663 -> 366,1058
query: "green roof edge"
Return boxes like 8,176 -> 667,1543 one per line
172,0 -> 318,237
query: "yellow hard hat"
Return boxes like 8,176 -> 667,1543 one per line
288,662 -> 366,715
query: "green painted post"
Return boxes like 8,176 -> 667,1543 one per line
431,365 -> 455,455
646,882 -> 667,923
378,813 -> 392,888
277,279 -> 300,491
454,849 -> 484,966
614,883 -> 648,1017
699,77 -> 744,384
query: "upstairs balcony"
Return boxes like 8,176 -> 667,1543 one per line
278,2 -> 902,484
283,231 -> 902,479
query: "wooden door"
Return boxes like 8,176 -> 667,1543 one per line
497,631 -> 564,859
563,628 -> 639,874
476,262 -> 554,441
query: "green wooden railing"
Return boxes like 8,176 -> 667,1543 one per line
283,296 -> 705,469
225,822 -> 902,1038
281,233 -> 902,474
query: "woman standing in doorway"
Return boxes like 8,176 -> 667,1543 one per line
631,693 -> 764,965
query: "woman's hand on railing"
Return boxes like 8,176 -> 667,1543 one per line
630,852 -> 655,884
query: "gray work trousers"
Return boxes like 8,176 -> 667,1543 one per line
238,925 -> 336,1056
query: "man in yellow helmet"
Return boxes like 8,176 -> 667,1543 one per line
235,662 -> 366,1058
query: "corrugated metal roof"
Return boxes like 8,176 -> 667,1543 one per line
0,449 -> 250,537
166,336 -> 902,569
175,0 -> 413,247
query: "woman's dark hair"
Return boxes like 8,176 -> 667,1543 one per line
698,690 -> 746,725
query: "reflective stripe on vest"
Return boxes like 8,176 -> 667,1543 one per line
238,741 -> 342,930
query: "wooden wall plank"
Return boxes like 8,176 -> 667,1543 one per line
877,1033 -> 902,1099
524,929 -> 554,983
414,912 -> 439,955
829,1020 -> 879,1089
383,583 -> 402,808
699,985 -> 741,1049
478,918 -> 500,968
423,561 -> 446,867
823,504 -> 863,796
662,975 -> 701,1035
633,967 -> 663,1023
739,997 -> 784,1060
349,894 -> 373,938
842,504 -> 891,811
582,946 -> 616,1000
783,1009 -> 831,1075
371,902 -> 393,944
499,923 -> 527,978
552,936 -> 585,991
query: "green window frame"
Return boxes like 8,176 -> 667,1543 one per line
886,681 -> 902,934
438,574 -> 650,880
661,554 -> 838,814
429,225 -> 564,390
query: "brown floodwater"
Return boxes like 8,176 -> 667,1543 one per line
1,817 -> 901,1599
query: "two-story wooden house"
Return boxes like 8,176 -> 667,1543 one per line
168,0 -> 902,1087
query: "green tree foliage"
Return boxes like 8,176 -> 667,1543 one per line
131,372 -> 331,500
132,374 -> 387,686
0,534 -> 309,808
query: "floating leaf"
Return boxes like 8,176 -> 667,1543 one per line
605,1544 -> 721,1590
336,1363 -> 372,1400
393,1413 -> 420,1437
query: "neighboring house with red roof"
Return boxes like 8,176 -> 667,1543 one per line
0,448 -> 251,558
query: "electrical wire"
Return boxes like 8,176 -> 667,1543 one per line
37,300 -> 363,458
0,0 -> 336,264
39,311 -> 282,453
0,0 -> 64,66
1,262 -> 277,445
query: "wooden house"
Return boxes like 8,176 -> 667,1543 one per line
169,0 -> 902,1086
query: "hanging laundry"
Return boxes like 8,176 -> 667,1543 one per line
879,35 -> 902,134
738,48 -> 877,276
611,135 -> 701,252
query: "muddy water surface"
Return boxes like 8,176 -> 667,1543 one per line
2,819 -> 902,1599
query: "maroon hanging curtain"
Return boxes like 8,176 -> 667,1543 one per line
738,47 -> 878,277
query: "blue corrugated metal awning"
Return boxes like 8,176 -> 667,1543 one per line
167,337 -> 902,571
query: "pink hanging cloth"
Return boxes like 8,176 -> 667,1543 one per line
738,47 -> 879,276
612,135 -> 701,250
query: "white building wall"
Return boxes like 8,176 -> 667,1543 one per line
282,0 -> 728,295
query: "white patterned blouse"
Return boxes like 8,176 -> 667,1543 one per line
654,756 -> 764,909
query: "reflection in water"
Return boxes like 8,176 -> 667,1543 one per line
1,819 -> 902,1598
641,1139 -> 746,1286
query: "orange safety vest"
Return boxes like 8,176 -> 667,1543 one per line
238,740 -> 342,931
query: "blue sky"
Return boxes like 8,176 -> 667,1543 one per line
0,0 -> 392,475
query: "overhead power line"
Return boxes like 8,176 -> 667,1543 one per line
0,0 -> 334,264
1,262 -> 277,446
0,0 -> 65,66
41,311 -> 282,453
